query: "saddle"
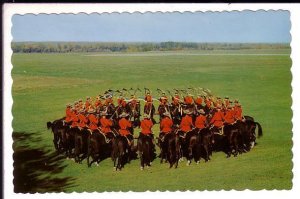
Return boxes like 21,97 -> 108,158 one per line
213,126 -> 224,136
95,129 -> 112,144
87,129 -> 93,135
122,135 -> 132,146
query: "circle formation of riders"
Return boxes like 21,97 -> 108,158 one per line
47,88 -> 263,170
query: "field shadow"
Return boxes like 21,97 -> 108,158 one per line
13,131 -> 77,193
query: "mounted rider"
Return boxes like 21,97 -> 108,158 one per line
70,102 -> 79,128
128,94 -> 139,110
233,99 -> 244,121
183,93 -> 194,110
144,91 -> 156,124
179,109 -> 194,138
94,96 -> 103,111
78,99 -> 84,111
87,107 -> 98,132
223,96 -> 230,110
65,103 -> 73,125
99,111 -> 115,141
159,111 -> 174,141
159,92 -> 168,105
224,103 -> 236,125
204,96 -> 213,115
195,109 -> 207,133
116,95 -> 129,117
172,92 -> 180,106
139,114 -> 155,152
118,112 -> 134,146
77,108 -> 88,129
210,105 -> 225,134
195,95 -> 204,110
104,93 -> 114,107
85,96 -> 92,111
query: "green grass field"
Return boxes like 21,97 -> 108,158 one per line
11,49 -> 292,192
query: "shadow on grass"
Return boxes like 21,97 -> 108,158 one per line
13,131 -> 77,193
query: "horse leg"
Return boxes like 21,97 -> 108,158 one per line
87,137 -> 91,167
74,136 -> 79,163
233,132 -> 239,157
159,139 -> 165,163
204,144 -> 209,162
174,136 -> 180,169
53,132 -> 59,151
168,147 -> 174,168
187,143 -> 193,166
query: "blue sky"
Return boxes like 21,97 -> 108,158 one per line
12,11 -> 291,43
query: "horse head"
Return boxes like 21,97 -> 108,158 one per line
46,121 -> 52,129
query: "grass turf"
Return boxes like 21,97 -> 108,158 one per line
11,49 -> 292,192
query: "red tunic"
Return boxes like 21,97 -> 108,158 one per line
205,99 -> 212,108
85,101 -> 91,110
78,113 -> 88,128
71,113 -> 79,128
65,107 -> 73,122
195,115 -> 207,129
172,95 -> 180,104
160,117 -> 173,134
224,109 -> 235,124
180,115 -> 193,133
88,114 -> 98,131
195,97 -> 203,105
119,118 -> 132,136
140,119 -> 153,135
100,117 -> 113,133
184,96 -> 194,105
210,111 -> 224,128
94,99 -> 102,108
234,106 -> 243,120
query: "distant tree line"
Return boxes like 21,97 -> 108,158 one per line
11,42 -> 290,53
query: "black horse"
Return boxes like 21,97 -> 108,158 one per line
87,129 -> 114,167
239,116 -> 263,151
74,128 -> 89,163
137,134 -> 154,170
210,123 -> 240,158
63,127 -> 77,159
197,127 -> 212,162
158,131 -> 180,168
112,135 -> 136,171
46,118 -> 66,152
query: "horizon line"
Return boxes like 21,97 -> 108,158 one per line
11,41 -> 291,44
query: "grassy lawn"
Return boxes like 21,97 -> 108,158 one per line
11,49 -> 292,192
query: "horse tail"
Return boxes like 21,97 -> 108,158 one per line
255,122 -> 263,137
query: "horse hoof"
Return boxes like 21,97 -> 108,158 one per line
140,167 -> 144,170
186,160 -> 191,166
150,162 -> 152,166
196,161 -> 200,165
146,166 -> 150,169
